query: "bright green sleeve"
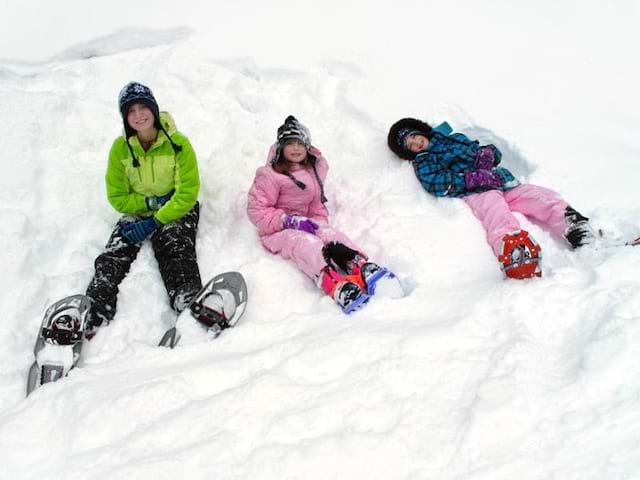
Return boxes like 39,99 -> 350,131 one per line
154,135 -> 199,225
105,140 -> 148,214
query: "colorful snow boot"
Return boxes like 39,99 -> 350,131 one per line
347,259 -> 404,298
319,265 -> 369,314
498,230 -> 542,279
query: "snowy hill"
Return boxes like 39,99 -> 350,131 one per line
1,4 -> 640,479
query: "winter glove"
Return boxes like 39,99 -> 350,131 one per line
122,217 -> 160,244
464,169 -> 503,190
282,214 -> 319,234
473,146 -> 498,170
146,190 -> 175,211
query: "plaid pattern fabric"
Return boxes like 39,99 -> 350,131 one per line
412,131 -> 517,197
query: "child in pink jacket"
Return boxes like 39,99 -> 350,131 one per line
248,116 -> 398,313
387,118 -> 595,279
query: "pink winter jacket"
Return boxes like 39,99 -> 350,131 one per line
247,144 -> 329,236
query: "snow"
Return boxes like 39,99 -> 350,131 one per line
1,1 -> 640,479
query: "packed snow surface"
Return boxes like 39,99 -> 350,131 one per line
1,2 -> 639,479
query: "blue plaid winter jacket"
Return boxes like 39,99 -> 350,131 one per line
412,122 -> 519,198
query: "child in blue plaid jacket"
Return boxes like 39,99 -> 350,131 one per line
387,118 -> 594,279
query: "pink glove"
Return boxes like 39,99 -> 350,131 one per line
282,215 -> 319,234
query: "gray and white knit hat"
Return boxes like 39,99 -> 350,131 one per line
277,115 -> 312,150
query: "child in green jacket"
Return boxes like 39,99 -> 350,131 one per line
85,82 -> 202,336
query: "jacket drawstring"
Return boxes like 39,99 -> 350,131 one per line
286,173 -> 307,191
159,124 -> 182,154
285,164 -> 327,204
126,138 -> 140,167
311,163 -> 327,204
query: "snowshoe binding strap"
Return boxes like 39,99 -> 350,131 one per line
27,295 -> 90,396
39,295 -> 90,346
42,314 -> 83,345
190,298 -> 229,330
189,272 -> 248,330
498,230 -> 542,279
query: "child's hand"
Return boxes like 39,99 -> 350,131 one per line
282,214 -> 319,234
473,146 -> 497,170
464,169 -> 503,190
121,217 -> 160,244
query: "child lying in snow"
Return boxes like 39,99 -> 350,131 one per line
387,118 -> 595,279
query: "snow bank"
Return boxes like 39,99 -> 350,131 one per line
1,11 -> 640,480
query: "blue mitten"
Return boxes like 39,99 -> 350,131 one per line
122,217 -> 159,244
146,190 -> 175,211
157,190 -> 174,207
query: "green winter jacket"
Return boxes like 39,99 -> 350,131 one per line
106,111 -> 199,225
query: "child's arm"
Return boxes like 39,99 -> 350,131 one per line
247,168 -> 287,235
413,154 -> 469,197
106,140 -> 149,215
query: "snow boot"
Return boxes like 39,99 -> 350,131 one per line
498,230 -> 542,279
346,259 -> 404,298
318,266 -> 369,314
564,206 -> 595,249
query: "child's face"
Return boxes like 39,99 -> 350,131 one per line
126,103 -> 155,133
282,140 -> 307,163
406,134 -> 430,153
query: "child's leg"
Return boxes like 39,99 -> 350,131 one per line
502,184 -> 569,238
463,190 -> 521,257
262,230 -> 328,279
314,224 -> 362,253
85,217 -> 142,329
151,203 -> 202,313
262,229 -> 368,312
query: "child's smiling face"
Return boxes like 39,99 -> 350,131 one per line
282,139 -> 307,163
406,134 -> 430,153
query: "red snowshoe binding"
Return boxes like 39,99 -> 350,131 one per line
498,230 -> 542,279
319,266 -> 369,314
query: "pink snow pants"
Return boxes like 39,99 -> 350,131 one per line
261,223 -> 362,280
463,184 -> 569,257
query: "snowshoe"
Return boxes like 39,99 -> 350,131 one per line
158,272 -> 248,348
26,295 -> 90,396
319,265 -> 371,314
334,280 -> 370,314
599,235 -> 640,249
357,262 -> 405,299
498,230 -> 542,279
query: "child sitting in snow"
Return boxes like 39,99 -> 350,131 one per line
387,118 -> 594,279
247,116 -> 400,312
85,82 -> 203,334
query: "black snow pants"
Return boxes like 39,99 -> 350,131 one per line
85,203 -> 202,328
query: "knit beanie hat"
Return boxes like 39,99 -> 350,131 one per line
118,81 -> 160,138
387,118 -> 433,160
273,115 -> 326,203
117,82 -> 181,167
277,115 -> 312,151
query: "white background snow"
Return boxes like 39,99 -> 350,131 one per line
1,1 -> 640,479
